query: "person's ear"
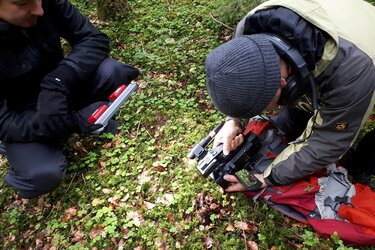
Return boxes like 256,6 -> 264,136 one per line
280,77 -> 287,88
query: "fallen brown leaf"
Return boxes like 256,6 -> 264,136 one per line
235,221 -> 258,234
89,225 -> 105,239
225,223 -> 235,232
102,188 -> 111,194
247,240 -> 259,250
63,206 -> 77,222
127,211 -> 145,227
209,203 -> 219,210
71,230 -> 85,243
203,237 -> 213,249
144,201 -> 156,209
155,238 -> 167,250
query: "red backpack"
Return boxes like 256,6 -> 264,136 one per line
242,119 -> 375,246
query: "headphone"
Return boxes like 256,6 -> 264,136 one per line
261,34 -> 318,111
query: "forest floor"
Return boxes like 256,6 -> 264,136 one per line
1,0 -> 374,249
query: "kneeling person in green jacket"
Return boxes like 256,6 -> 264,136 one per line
205,0 -> 375,192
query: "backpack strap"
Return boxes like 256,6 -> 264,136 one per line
324,196 -> 352,213
316,164 -> 356,219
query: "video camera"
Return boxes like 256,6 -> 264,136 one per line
187,116 -> 287,190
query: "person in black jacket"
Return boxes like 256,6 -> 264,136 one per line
0,0 -> 139,198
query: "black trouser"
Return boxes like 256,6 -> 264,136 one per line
3,58 -> 138,199
3,141 -> 67,199
347,128 -> 375,184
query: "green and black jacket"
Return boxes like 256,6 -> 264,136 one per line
234,0 -> 375,185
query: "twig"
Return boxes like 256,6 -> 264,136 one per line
242,229 -> 248,250
274,220 -> 304,240
144,128 -> 153,139
135,118 -> 142,139
66,172 -> 77,193
209,13 -> 233,30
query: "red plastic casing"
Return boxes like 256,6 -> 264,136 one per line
87,105 -> 109,124
108,84 -> 127,101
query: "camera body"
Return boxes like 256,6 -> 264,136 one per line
188,116 -> 287,189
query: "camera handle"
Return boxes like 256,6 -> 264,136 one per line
187,122 -> 224,159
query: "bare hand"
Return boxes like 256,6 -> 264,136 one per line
223,175 -> 247,192
213,119 -> 244,155
223,174 -> 267,193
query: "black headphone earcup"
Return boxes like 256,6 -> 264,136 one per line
278,75 -> 307,105
261,33 -> 317,109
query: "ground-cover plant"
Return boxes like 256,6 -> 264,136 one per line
0,0 -> 374,249
214,0 -> 266,28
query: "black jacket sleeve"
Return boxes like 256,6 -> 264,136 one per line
0,0 -> 110,142
0,100 -> 49,142
42,0 -> 110,87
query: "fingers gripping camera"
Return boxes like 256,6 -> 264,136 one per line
187,116 -> 288,190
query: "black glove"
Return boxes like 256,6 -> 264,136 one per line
72,102 -> 120,134
37,79 -> 76,137
36,65 -> 81,137
38,64 -> 81,112
37,112 -> 76,138
121,64 -> 140,84
41,64 -> 80,93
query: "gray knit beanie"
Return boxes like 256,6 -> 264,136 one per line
205,34 -> 280,118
